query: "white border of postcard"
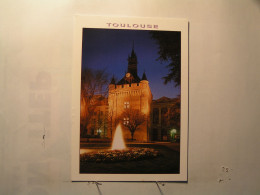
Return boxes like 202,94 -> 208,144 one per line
71,15 -> 188,181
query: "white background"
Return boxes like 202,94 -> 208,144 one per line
0,0 -> 259,194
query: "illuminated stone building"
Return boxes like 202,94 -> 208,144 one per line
108,48 -> 153,142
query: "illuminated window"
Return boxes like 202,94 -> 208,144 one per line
123,117 -> 129,125
124,101 -> 130,109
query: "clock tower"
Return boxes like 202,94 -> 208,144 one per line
108,45 -> 153,142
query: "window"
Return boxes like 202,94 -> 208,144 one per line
123,117 -> 129,125
153,108 -> 159,124
124,101 -> 130,109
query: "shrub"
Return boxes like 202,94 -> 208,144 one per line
80,148 -> 160,163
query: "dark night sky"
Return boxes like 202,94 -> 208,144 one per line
81,28 -> 180,100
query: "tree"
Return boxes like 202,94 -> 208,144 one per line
80,68 -> 109,137
161,96 -> 180,131
169,96 -> 180,130
120,108 -> 146,140
150,31 -> 181,87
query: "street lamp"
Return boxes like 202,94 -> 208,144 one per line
170,129 -> 177,140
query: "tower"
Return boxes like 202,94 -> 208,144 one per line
108,46 -> 153,142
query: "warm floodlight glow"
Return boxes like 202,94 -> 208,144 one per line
111,124 -> 127,150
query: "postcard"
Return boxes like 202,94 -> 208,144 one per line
71,15 -> 188,181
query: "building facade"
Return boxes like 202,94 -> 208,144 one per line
151,96 -> 180,141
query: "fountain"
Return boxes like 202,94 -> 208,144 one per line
111,124 -> 127,150
80,124 -> 159,163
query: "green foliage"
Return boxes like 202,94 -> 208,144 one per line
169,96 -> 180,130
150,31 -> 181,87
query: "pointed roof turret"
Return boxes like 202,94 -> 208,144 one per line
110,76 -> 116,84
127,41 -> 138,77
142,71 -> 147,80
117,42 -> 141,85
131,41 -> 136,57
